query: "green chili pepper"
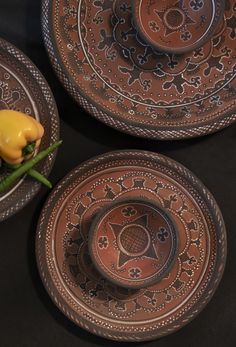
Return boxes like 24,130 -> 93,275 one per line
28,169 -> 52,188
0,140 -> 62,193
3,162 -> 52,188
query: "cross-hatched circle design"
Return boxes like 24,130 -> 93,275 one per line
118,224 -> 150,256
164,8 -> 185,29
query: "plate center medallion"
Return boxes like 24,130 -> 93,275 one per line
89,199 -> 178,288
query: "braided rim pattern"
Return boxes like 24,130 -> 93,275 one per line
42,0 -> 236,140
36,150 -> 227,341
0,38 -> 59,221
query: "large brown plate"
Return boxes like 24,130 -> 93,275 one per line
36,150 -> 227,341
0,38 -> 59,221
42,0 -> 236,140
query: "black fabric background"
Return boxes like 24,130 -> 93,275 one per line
0,1 -> 236,346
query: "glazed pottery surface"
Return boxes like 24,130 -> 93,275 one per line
89,198 -> 178,289
0,38 -> 59,221
42,0 -> 236,139
36,150 -> 227,341
132,0 -> 224,54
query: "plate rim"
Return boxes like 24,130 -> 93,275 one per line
0,37 -> 60,221
41,0 -> 236,140
36,150 -> 227,341
132,0 -> 225,55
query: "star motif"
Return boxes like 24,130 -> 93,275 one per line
155,0 -> 195,37
109,214 -> 158,268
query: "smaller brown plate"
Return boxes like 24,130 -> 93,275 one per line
36,150 -> 227,342
132,0 -> 224,54
89,198 -> 179,289
0,38 -> 59,221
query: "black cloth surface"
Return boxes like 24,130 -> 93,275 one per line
0,1 -> 236,346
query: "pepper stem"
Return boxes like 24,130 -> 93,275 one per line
22,141 -> 36,156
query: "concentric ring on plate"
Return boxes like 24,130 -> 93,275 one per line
0,38 -> 59,221
36,150 -> 227,341
132,0 -> 224,54
42,0 -> 236,139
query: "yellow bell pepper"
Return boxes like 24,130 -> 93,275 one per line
0,110 -> 44,165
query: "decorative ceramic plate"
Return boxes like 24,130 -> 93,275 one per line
36,150 -> 227,342
0,38 -> 59,221
132,0 -> 224,54
42,0 -> 236,140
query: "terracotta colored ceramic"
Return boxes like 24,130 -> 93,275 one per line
89,198 -> 178,289
132,0 -> 224,54
36,150 -> 227,342
42,0 -> 236,140
0,38 -> 59,221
